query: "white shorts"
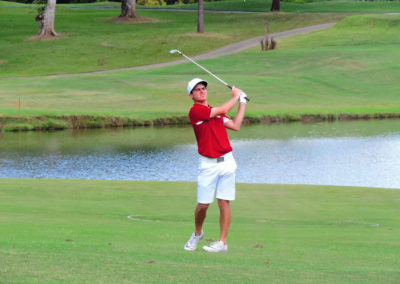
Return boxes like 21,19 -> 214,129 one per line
197,152 -> 237,204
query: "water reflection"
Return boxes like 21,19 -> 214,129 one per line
1,120 -> 400,189
233,135 -> 400,188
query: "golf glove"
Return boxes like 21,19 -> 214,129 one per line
239,92 -> 248,104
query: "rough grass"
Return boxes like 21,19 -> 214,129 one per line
0,178 -> 399,283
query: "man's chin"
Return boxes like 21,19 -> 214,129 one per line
195,98 -> 207,103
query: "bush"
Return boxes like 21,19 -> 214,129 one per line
165,0 -> 224,5
137,0 -> 166,6
4,123 -> 34,132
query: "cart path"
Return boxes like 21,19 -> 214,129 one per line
1,23 -> 335,79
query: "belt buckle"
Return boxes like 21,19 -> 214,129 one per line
217,156 -> 224,163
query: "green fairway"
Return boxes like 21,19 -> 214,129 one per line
2,1 -> 399,281
0,178 -> 399,282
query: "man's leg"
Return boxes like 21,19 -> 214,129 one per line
217,199 -> 231,244
202,199 -> 230,253
195,203 -> 209,235
184,203 -> 209,251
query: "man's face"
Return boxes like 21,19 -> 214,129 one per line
190,83 -> 207,103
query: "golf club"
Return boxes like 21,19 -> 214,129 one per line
170,49 -> 250,101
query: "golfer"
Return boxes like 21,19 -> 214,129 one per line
184,78 -> 247,253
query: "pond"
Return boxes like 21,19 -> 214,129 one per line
1,120 -> 400,189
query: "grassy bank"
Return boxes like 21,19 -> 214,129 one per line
3,113 -> 400,132
0,114 -> 190,131
0,6 -> 344,77
0,178 -> 399,282
1,5 -> 400,131
1,13 -> 400,131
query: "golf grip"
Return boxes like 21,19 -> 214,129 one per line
227,85 -> 250,102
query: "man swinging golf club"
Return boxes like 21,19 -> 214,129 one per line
184,78 -> 247,253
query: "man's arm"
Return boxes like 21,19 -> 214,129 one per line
209,87 -> 241,118
224,101 -> 246,131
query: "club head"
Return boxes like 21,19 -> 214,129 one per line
169,49 -> 182,55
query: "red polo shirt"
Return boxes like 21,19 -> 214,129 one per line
189,103 -> 232,158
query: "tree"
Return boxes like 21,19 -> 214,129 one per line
35,0 -> 57,37
120,0 -> 137,18
270,0 -> 280,12
197,0 -> 204,33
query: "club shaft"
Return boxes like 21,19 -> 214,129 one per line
175,50 -> 249,101
180,53 -> 230,87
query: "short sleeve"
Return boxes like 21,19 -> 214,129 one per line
189,104 -> 211,124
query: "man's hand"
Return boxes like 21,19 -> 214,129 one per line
225,87 -> 247,131
232,86 -> 241,100
232,86 -> 248,104
239,92 -> 248,104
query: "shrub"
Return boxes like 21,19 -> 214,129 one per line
4,123 -> 34,132
137,0 -> 166,5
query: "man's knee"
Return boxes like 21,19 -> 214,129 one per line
217,199 -> 230,204
196,203 -> 209,212
217,199 -> 230,209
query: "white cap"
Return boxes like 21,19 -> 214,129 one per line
187,78 -> 208,94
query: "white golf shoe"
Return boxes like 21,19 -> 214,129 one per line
202,240 -> 228,253
184,231 -> 204,251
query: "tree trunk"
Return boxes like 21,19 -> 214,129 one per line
36,0 -> 57,37
270,0 -> 280,12
197,0 -> 204,33
120,0 -> 137,18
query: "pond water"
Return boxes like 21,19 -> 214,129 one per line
1,120 -> 400,189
